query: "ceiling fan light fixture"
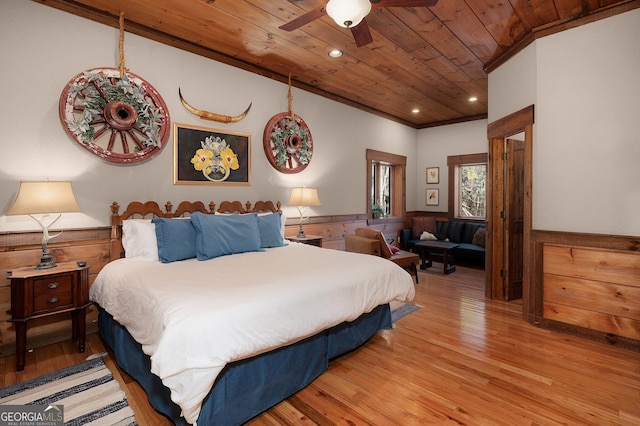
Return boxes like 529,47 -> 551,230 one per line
326,0 -> 372,28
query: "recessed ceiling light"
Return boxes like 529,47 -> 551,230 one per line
468,96 -> 478,102
411,108 -> 420,114
328,49 -> 343,58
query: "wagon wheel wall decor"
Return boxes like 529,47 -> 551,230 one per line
59,67 -> 170,163
263,112 -> 313,174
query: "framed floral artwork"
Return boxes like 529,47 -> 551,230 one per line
173,123 -> 251,185
426,167 -> 439,184
426,189 -> 439,206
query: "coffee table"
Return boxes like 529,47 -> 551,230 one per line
413,240 -> 460,274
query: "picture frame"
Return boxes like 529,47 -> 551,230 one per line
426,167 -> 439,184
174,123 -> 251,185
426,189 -> 439,206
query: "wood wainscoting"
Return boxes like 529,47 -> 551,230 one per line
283,215 -> 407,250
530,230 -> 640,351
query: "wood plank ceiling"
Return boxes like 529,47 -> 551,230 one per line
37,0 -> 638,128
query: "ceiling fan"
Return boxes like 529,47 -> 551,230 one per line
279,0 -> 439,47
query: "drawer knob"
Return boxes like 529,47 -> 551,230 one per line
48,297 -> 59,304
48,282 -> 60,289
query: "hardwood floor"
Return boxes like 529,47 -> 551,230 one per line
2,266 -> 639,425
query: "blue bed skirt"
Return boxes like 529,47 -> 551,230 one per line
98,304 -> 391,425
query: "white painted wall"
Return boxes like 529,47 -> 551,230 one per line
415,120 -> 488,213
534,9 -> 640,235
0,0 -> 417,232
2,2 -> 637,238
488,43 -> 538,124
490,9 -> 640,236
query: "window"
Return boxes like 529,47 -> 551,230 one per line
447,153 -> 488,220
371,163 -> 392,216
366,149 -> 406,219
457,164 -> 486,218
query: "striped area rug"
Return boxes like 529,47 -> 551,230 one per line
390,302 -> 421,323
0,356 -> 137,425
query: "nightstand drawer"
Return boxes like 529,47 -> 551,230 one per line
33,275 -> 73,313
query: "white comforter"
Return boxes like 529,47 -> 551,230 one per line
90,242 -> 415,424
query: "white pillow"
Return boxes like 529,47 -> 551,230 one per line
122,219 -> 159,261
420,231 -> 437,240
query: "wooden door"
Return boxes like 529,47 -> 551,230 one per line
486,105 -> 533,311
504,139 -> 524,300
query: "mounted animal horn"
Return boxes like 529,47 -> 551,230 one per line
178,88 -> 251,123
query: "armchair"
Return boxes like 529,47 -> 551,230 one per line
345,228 -> 419,284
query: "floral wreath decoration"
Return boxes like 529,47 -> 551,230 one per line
59,67 -> 170,164
262,73 -> 313,174
190,135 -> 239,182
59,14 -> 170,163
263,112 -> 313,174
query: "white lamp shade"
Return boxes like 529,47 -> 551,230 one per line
326,0 -> 372,28
6,181 -> 81,216
287,187 -> 321,207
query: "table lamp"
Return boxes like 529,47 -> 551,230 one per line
6,181 -> 81,269
287,187 -> 321,238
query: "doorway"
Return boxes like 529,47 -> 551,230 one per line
486,106 -> 534,318
503,137 -> 524,300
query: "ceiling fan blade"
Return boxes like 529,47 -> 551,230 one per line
351,18 -> 374,47
371,0 -> 438,7
279,6 -> 327,31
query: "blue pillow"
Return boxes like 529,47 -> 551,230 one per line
257,212 -> 284,248
151,218 -> 197,263
190,212 -> 261,260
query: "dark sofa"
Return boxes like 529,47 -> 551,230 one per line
401,216 -> 486,265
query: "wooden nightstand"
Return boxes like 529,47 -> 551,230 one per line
288,235 -> 323,247
7,261 -> 90,371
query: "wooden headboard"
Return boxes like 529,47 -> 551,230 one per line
109,200 -> 281,260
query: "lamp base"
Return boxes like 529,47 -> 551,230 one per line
30,215 -> 63,270
296,222 -> 306,239
35,251 -> 57,270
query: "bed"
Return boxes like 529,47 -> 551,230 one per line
91,200 -> 415,425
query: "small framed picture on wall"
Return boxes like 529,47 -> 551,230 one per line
426,189 -> 439,206
426,167 -> 439,184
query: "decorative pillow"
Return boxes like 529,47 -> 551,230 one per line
257,212 -> 285,248
151,217 -> 197,263
190,212 -> 261,260
220,211 -> 287,238
411,216 -> 437,240
122,219 -> 159,261
420,231 -> 437,240
355,227 -> 393,259
472,228 -> 487,247
258,211 -> 287,239
389,244 -> 400,254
